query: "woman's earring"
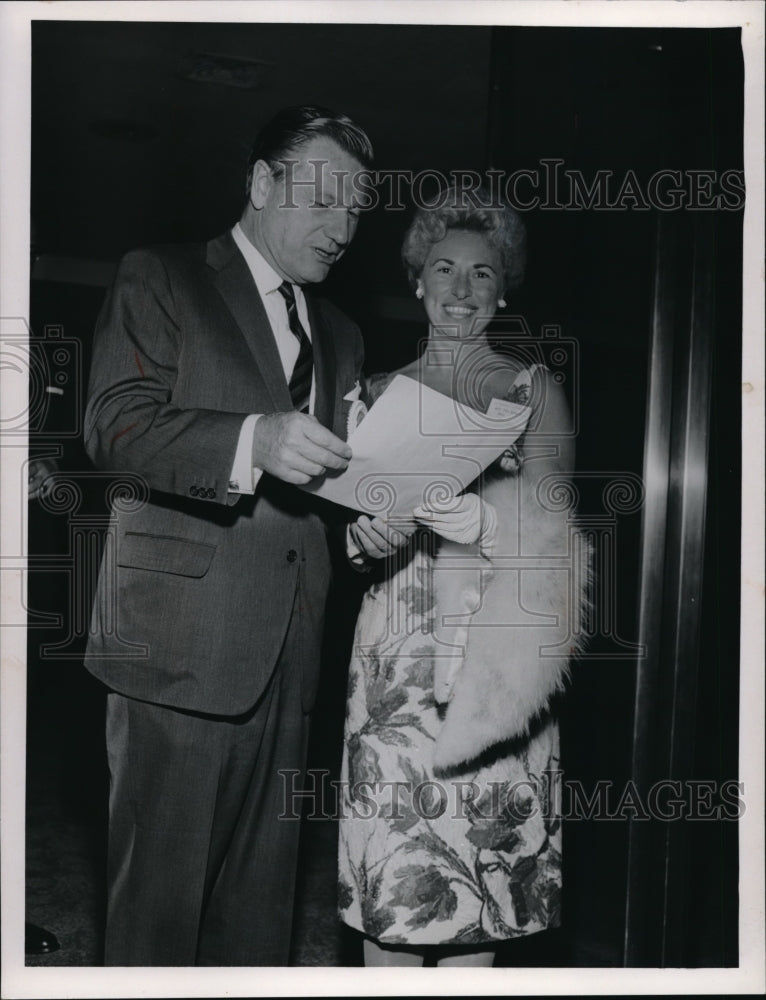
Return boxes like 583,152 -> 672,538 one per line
498,297 -> 507,309
415,285 -> 424,300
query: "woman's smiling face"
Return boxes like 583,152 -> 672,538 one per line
418,229 -> 503,340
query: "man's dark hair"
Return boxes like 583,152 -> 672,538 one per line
245,105 -> 374,196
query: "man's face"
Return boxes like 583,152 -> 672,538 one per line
249,135 -> 366,285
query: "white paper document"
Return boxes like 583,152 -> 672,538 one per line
301,374 -> 532,516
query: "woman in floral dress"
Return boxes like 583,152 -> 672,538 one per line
338,191 -> 588,966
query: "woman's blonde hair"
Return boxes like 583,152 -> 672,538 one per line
401,185 -> 526,294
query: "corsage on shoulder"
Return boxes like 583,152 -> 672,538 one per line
343,380 -> 367,437
346,399 -> 368,437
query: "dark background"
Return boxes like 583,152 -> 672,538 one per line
26,21 -> 743,967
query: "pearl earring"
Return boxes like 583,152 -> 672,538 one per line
416,286 -> 424,300
498,298 -> 507,308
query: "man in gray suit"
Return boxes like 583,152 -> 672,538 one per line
84,106 -> 399,966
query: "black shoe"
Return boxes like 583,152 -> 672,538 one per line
25,922 -> 60,955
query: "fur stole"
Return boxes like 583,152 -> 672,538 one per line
430,466 -> 591,774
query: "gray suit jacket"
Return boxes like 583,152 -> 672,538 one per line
84,232 -> 364,715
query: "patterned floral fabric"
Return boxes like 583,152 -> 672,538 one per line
337,367 -> 562,947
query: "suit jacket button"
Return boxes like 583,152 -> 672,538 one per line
209,488 -> 217,499
287,549 -> 298,563
190,486 -> 199,496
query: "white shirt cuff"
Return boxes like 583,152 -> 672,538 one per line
228,414 -> 262,494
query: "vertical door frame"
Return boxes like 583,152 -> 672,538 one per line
624,207 -> 717,965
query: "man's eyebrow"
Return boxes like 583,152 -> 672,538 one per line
311,193 -> 364,211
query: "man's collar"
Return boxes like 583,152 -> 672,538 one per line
231,222 -> 285,297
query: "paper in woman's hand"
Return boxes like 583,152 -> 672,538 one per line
300,375 -> 532,516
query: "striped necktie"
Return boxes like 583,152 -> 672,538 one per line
278,281 -> 313,413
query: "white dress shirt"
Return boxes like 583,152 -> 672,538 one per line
228,223 -> 315,493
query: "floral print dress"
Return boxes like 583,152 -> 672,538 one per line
337,367 -> 562,947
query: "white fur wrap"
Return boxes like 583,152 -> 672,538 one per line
430,468 -> 591,773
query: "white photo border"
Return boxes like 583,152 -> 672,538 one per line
1,2 -> 764,997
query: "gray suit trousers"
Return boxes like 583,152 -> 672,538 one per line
103,610 -> 309,966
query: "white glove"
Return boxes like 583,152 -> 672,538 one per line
413,493 -> 498,555
347,515 -> 416,563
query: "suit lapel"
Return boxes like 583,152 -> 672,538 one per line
207,232 -> 338,427
305,292 -> 337,431
206,233 -> 292,411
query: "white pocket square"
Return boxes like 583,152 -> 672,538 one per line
343,380 -> 362,402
